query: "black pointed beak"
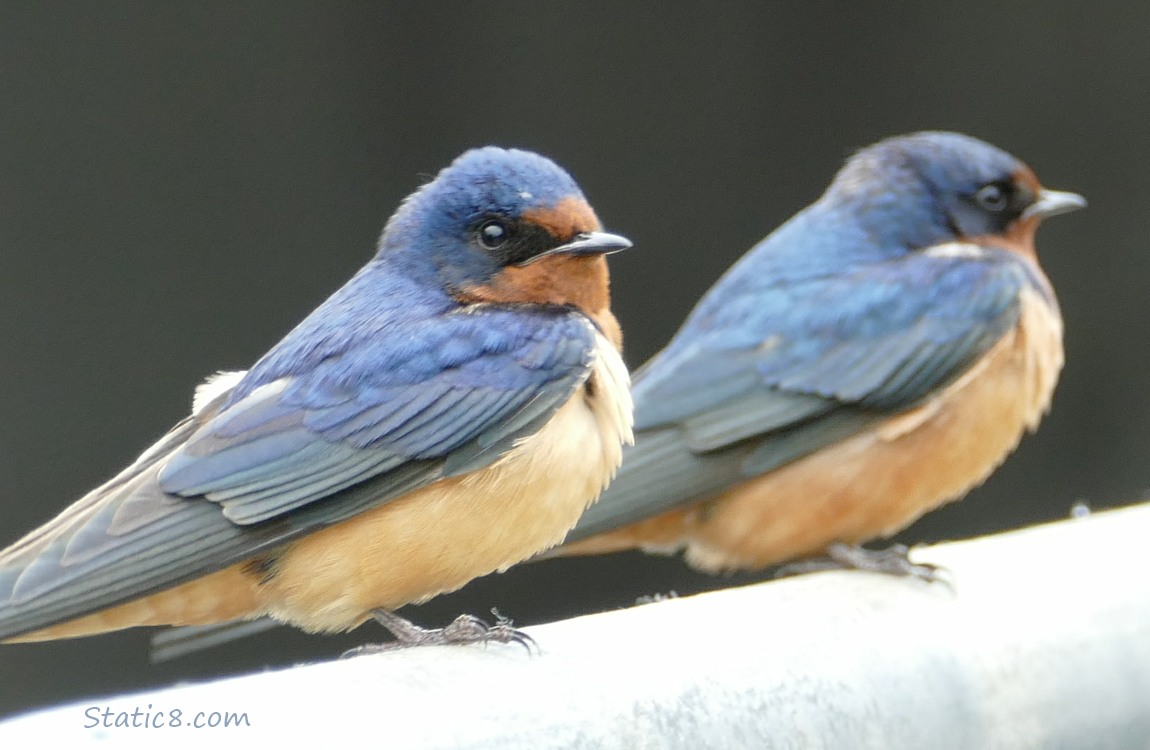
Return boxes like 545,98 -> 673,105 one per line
519,231 -> 632,266
1023,189 -> 1087,220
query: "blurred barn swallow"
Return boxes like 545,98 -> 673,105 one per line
558,131 -> 1083,575
0,147 -> 633,649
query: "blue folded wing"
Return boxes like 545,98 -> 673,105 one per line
157,309 -> 597,524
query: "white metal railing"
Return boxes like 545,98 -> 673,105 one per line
2,503 -> 1149,748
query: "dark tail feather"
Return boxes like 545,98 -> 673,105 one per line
149,617 -> 281,662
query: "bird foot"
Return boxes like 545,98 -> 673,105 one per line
776,542 -> 948,584
342,609 -> 536,658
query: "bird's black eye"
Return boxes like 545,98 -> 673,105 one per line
975,182 -> 1011,212
478,219 -> 509,249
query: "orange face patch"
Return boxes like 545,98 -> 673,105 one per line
456,254 -> 609,313
993,216 -> 1041,261
1013,165 -> 1042,196
970,214 -> 1041,261
455,255 -> 621,348
521,196 -> 602,241
453,195 -> 621,346
971,167 -> 1045,262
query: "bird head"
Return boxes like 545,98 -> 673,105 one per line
381,147 -> 630,330
828,131 -> 1085,260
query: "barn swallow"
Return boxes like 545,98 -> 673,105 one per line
557,131 -> 1083,575
0,147 -> 633,649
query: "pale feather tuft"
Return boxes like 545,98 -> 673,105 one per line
192,371 -> 248,416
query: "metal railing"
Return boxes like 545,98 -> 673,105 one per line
3,503 -> 1149,748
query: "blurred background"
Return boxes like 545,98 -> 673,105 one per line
0,3 -> 1140,719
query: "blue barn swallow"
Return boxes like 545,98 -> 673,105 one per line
558,132 -> 1083,575
0,147 -> 633,647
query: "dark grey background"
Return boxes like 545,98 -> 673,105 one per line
0,3 -> 1140,720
